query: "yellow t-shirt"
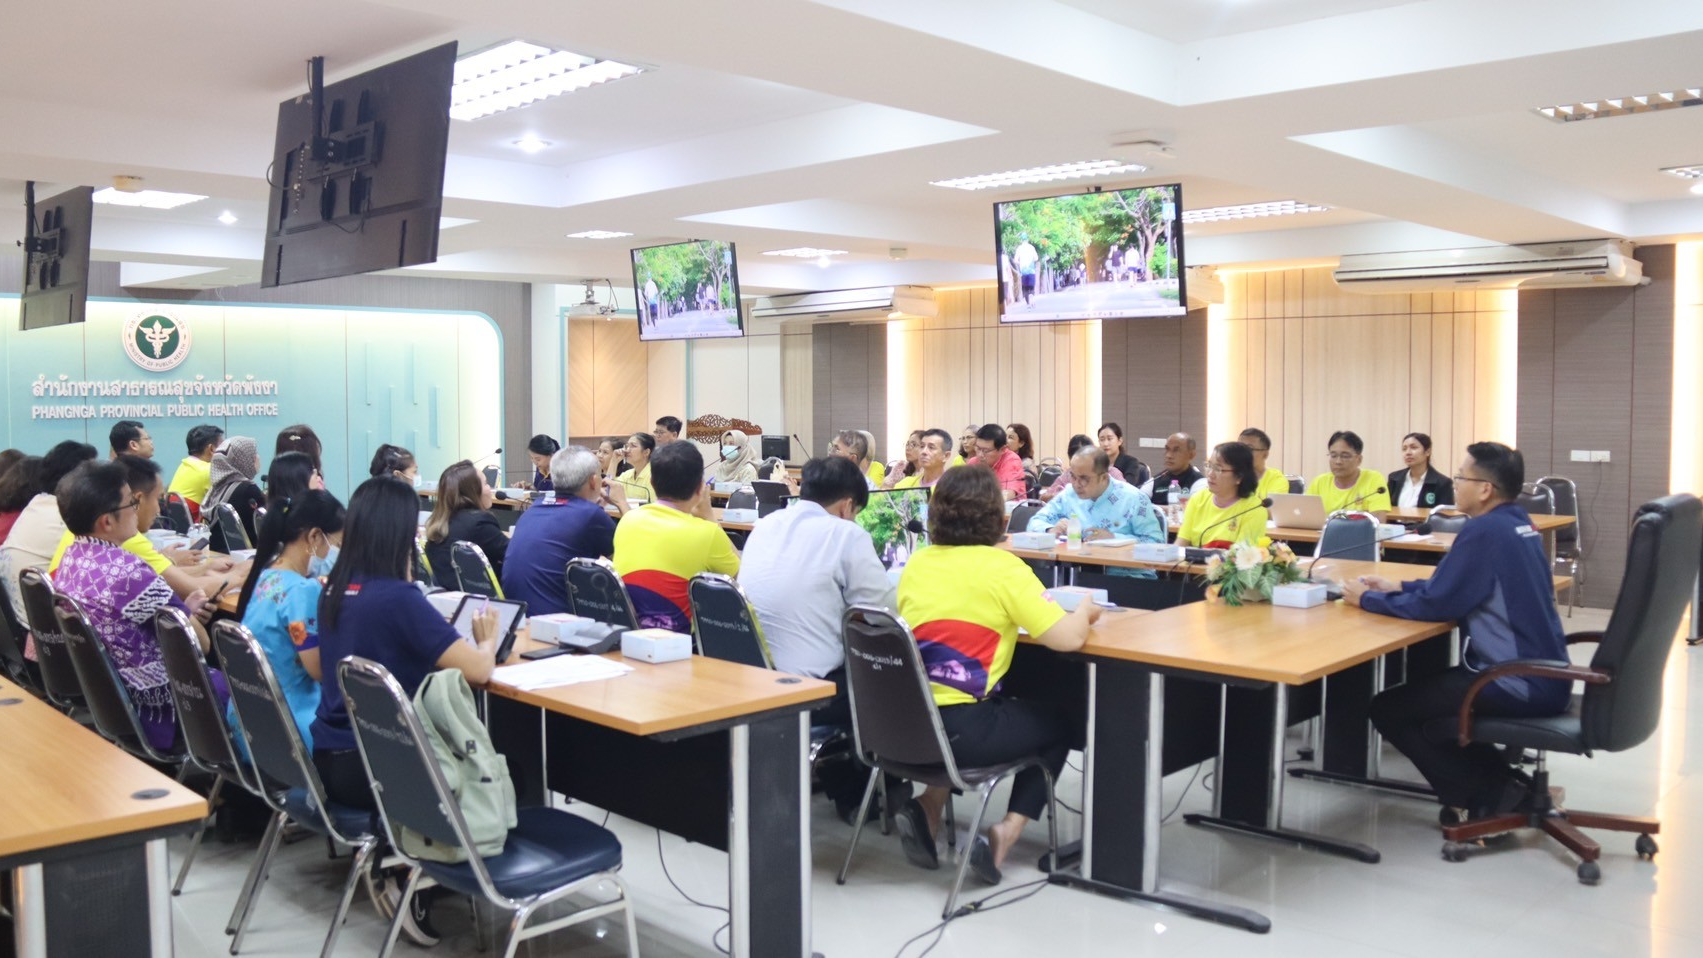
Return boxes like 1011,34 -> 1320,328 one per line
865,460 -> 885,488
613,464 -> 655,503
49,531 -> 174,575
1177,492 -> 1270,548
897,545 -> 1066,707
166,456 -> 212,505
1255,467 -> 1291,503
612,503 -> 739,631
1306,470 -> 1391,514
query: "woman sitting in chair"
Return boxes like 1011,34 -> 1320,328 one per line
203,436 -> 267,545
711,430 -> 761,486
895,465 -> 1100,884
422,460 -> 508,591
1176,441 -> 1271,549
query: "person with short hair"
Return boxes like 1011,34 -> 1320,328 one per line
1097,422 -> 1150,488
110,420 -> 154,459
1238,427 -> 1291,502
1,441 -> 99,638
167,423 -> 223,517
1040,434 -> 1124,502
1140,432 -> 1207,505
613,441 -> 739,633
972,424 -> 1027,500
1028,447 -> 1163,574
654,416 -> 683,445
1346,442 -> 1567,818
893,429 -> 956,489
958,425 -> 979,462
897,466 -> 1100,882
1388,432 -> 1454,509
368,443 -> 419,485
522,434 -> 561,492
832,430 -> 882,488
1306,430 -> 1391,515
879,430 -> 925,490
1177,442 -> 1271,548
501,447 -> 621,616
422,460 -> 508,590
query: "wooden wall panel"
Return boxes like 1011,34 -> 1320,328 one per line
566,318 -> 650,441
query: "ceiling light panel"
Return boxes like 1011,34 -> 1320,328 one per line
1660,164 -> 1703,180
452,40 -> 645,121
91,188 -> 207,209
1536,88 -> 1703,122
763,247 -> 848,257
930,160 -> 1147,191
1181,200 -> 1331,224
566,230 -> 633,239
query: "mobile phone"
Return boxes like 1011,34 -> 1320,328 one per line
210,580 -> 234,600
189,537 -> 210,550
520,645 -> 575,661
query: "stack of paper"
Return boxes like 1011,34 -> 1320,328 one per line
492,655 -> 633,691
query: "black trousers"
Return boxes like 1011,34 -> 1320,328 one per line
1369,666 -> 1540,810
314,748 -> 378,811
936,696 -> 1068,821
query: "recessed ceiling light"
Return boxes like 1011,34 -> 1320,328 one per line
1661,164 -> 1703,180
762,247 -> 848,258
1693,183 -> 1703,196
91,187 -> 207,210
1536,87 -> 1702,122
452,40 -> 645,121
1181,200 -> 1331,224
565,230 -> 633,240
513,135 -> 551,154
930,160 -> 1147,191
217,210 -> 238,225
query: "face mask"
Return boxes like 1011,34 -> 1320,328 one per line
411,474 -> 423,489
309,538 -> 339,578
721,445 -> 739,461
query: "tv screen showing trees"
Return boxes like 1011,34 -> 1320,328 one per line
994,184 -> 1186,323
630,239 -> 744,341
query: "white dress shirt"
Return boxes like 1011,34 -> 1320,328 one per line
1,494 -> 67,626
738,499 -> 897,679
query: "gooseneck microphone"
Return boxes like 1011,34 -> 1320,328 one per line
792,434 -> 807,461
472,447 -> 503,467
1338,485 -> 1387,512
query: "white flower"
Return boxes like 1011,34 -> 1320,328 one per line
1232,543 -> 1262,571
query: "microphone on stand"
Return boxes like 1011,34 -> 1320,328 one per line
472,447 -> 503,467
1336,485 -> 1387,513
791,434 -> 807,462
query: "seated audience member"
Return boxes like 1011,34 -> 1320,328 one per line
832,429 -> 882,488
1140,432 -> 1208,505
110,420 -> 155,460
1239,427 -> 1291,502
1176,442 -> 1271,548
1,441 -> 98,637
204,437 -> 268,545
231,489 -> 345,753
368,443 -> 419,486
713,430 -> 761,485
893,429 -> 956,489
653,415 -> 683,445
613,441 -> 739,632
1097,422 -> 1150,488
264,450 -> 323,507
167,423 -> 223,519
879,430 -> 924,490
1028,447 -> 1163,575
1306,430 -> 1392,515
1006,423 -> 1036,469
501,447 -> 620,616
422,460 -> 508,590
1040,434 -> 1124,502
0,455 -> 46,545
898,466 -> 1100,881
615,432 -> 657,503
1346,442 -> 1565,818
1388,431 -> 1455,510
0,449 -> 22,482
957,425 -> 979,462
275,424 -> 324,474
856,430 -> 884,487
55,461 -> 221,752
522,434 -> 561,492
972,424 -> 1028,500
597,437 -> 630,480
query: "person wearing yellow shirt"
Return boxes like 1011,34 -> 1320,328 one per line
895,466 -> 1100,884
832,429 -> 885,488
613,432 -> 657,503
1306,430 -> 1391,516
1178,442 -> 1272,548
1239,427 -> 1291,502
613,441 -> 739,633
893,428 -> 956,490
166,424 -> 222,519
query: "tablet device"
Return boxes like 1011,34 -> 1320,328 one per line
450,595 -> 527,663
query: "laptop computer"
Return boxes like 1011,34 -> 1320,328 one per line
1268,493 -> 1329,530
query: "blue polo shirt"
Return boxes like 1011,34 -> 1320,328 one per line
310,577 -> 460,753
499,495 -> 617,616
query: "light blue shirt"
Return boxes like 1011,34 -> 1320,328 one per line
1027,479 -> 1164,578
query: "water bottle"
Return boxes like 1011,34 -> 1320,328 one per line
1168,479 -> 1183,521
1065,516 -> 1082,552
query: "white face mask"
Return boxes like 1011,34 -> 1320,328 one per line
410,474 -> 423,489
721,445 -> 739,461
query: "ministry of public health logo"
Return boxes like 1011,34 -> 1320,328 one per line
123,311 -> 192,372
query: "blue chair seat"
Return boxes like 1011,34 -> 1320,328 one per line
283,787 -> 377,839
419,807 -> 623,901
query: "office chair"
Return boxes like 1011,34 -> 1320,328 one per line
1438,494 -> 1702,884
338,657 -> 637,958
52,593 -> 184,767
211,501 -> 252,551
1538,475 -> 1584,615
163,493 -> 193,535
16,569 -> 84,714
1317,512 -> 1380,561
837,606 -> 1060,919
1287,476 -> 1305,495
1035,460 -> 1063,492
1007,500 -> 1043,534
564,557 -> 640,629
687,573 -> 771,668
1150,503 -> 1171,540
726,489 -> 758,511
0,578 -> 39,688
1423,512 -> 1470,535
752,479 -> 792,517
451,541 -> 504,598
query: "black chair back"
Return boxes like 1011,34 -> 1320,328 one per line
0,578 -> 32,684
1287,476 -> 1305,495
1318,513 -> 1378,561
1517,483 -> 1555,517
1579,494 -> 1702,753
212,502 -> 252,551
53,593 -> 160,760
565,557 -> 639,629
1538,476 -> 1581,551
1424,512 -> 1470,535
1007,501 -> 1043,534
451,541 -> 503,598
840,606 -> 961,781
214,621 -> 314,796
18,568 -> 84,710
163,495 -> 192,535
687,574 -> 771,668
726,490 -> 758,511
156,608 -> 247,787
482,465 -> 501,489
752,480 -> 791,518
1035,465 -> 1063,492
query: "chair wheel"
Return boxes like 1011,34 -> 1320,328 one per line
1635,834 -> 1658,859
1577,860 -> 1601,885
1441,842 -> 1469,863
1439,807 -> 1465,827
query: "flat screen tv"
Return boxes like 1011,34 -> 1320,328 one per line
261,42 -> 457,287
630,239 -> 744,341
994,184 -> 1186,323
19,183 -> 94,331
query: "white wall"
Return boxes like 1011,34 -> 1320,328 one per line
686,314 -> 789,437
530,283 -> 568,440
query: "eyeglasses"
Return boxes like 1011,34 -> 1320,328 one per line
1452,475 -> 1493,485
1327,452 -> 1359,462
1245,446 -> 1270,453
1204,463 -> 1229,475
107,496 -> 141,517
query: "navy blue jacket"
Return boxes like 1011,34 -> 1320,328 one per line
1363,502 -> 1569,711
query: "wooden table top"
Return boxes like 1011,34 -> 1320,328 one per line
487,636 -> 833,738
417,489 -> 524,510
0,678 -> 206,862
1383,508 -> 1576,530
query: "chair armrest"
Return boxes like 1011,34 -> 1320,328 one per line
1565,630 -> 1605,645
1457,659 -> 1611,746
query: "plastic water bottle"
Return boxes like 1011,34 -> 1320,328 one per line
1065,517 -> 1082,552
1168,479 -> 1183,520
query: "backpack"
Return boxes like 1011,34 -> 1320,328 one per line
399,668 -> 517,862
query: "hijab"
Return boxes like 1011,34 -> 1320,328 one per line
712,431 -> 760,482
202,436 -> 259,511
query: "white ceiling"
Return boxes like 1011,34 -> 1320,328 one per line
1,0 -> 1700,294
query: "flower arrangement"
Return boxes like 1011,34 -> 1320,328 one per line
1201,541 -> 1305,606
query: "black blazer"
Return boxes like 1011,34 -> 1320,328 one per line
424,507 -> 509,590
1387,465 -> 1454,509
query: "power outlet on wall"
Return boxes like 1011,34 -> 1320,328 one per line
1139,437 -> 1166,448
1591,450 -> 1611,462
1570,450 -> 1591,462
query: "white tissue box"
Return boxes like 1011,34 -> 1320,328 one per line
1132,543 -> 1186,563
1376,523 -> 1407,541
1272,582 -> 1328,608
1045,586 -> 1108,611
1009,531 -> 1054,550
713,481 -> 741,493
720,507 -> 759,523
529,612 -> 597,644
621,628 -> 693,664
426,591 -> 469,619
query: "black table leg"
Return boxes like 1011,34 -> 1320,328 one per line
12,837 -> 174,957
1289,640 -> 1440,801
730,710 -> 811,958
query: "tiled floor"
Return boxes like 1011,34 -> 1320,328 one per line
160,606 -> 1703,957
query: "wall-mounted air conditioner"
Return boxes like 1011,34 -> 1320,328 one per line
749,285 -> 937,322
1333,240 -> 1643,294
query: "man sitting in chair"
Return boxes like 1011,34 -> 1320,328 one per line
1344,441 -> 1569,819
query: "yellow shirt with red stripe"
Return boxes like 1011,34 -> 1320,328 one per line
1306,469 -> 1391,514
1177,492 -> 1270,548
897,544 -> 1066,707
49,530 -> 173,576
1255,467 -> 1290,502
611,502 -> 739,631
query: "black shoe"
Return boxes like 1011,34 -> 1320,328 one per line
968,836 -> 1002,886
382,875 -> 440,948
894,800 -> 939,870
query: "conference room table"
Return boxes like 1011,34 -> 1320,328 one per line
0,676 -> 207,957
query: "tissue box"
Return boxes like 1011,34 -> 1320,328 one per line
1045,586 -> 1108,612
720,507 -> 760,523
1272,582 -> 1328,608
713,481 -> 742,493
1009,531 -> 1054,550
529,612 -> 596,644
621,628 -> 693,664
1376,523 -> 1407,541
426,591 -> 469,619
1132,543 -> 1186,563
